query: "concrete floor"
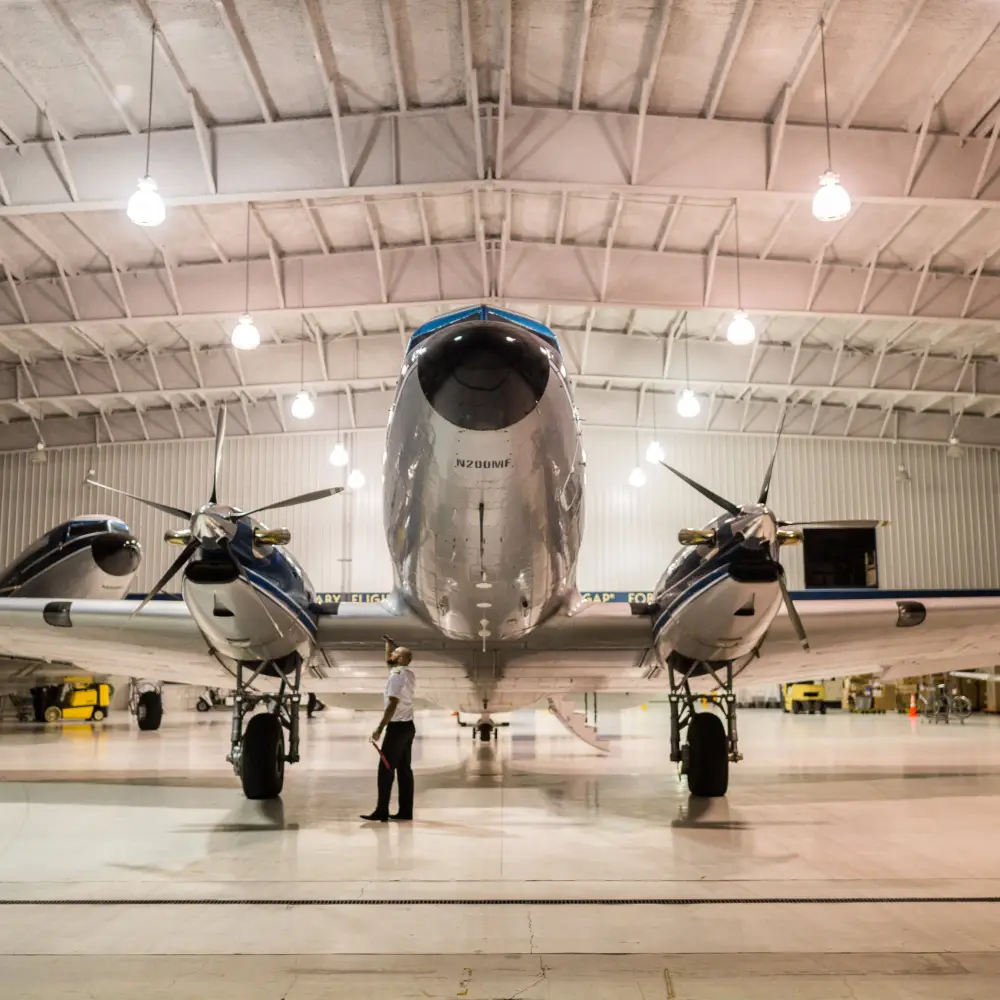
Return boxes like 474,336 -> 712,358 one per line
2,702 -> 1000,997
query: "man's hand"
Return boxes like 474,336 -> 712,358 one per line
371,726 -> 384,744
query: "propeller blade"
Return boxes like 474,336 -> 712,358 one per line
781,519 -> 889,529
777,573 -> 810,651
219,537 -> 283,637
658,462 -> 741,516
758,411 -> 788,505
86,478 -> 191,521
209,405 -> 227,505
232,486 -> 344,520
131,539 -> 199,617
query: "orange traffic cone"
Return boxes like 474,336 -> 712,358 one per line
908,693 -> 918,718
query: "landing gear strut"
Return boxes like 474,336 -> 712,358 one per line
226,653 -> 302,800
667,654 -> 742,797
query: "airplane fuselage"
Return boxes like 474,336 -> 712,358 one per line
385,308 -> 584,642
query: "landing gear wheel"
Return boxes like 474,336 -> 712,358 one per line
91,709 -> 106,722
43,705 -> 61,723
477,722 -> 493,743
686,712 -> 729,798
136,691 -> 163,731
240,713 -> 285,800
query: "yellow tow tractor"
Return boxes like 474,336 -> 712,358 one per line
782,681 -> 827,715
33,677 -> 112,723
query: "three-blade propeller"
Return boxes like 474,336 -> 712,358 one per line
87,405 -> 342,616
657,431 -> 888,652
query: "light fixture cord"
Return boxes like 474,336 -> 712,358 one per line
144,26 -> 156,177
820,16 -> 833,171
300,260 -> 305,390
683,313 -> 691,390
244,202 -> 250,313
733,199 -> 742,308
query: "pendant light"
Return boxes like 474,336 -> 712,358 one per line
645,392 -> 665,464
677,316 -> 701,418
231,203 -> 260,350
329,395 -> 349,466
347,468 -> 366,490
290,263 -> 314,419
628,428 -> 647,487
727,200 -> 756,346
812,17 -> 852,222
126,26 -> 166,227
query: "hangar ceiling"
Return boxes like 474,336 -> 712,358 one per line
3,0 -> 1000,450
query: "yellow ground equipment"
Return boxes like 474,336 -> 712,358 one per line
35,677 -> 112,723
782,681 -> 827,715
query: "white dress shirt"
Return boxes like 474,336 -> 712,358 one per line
384,666 -> 415,722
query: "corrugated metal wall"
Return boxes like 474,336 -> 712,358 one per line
1,429 -> 998,593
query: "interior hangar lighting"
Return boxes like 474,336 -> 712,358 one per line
127,27 -> 165,228
290,280 -> 313,419
291,390 -> 314,420
347,468 -> 366,490
628,466 -> 647,488
676,388 -> 701,419
727,199 -> 755,345
645,439 -> 665,464
677,319 -> 701,418
232,203 -> 259,350
812,17 -> 851,222
329,442 -> 349,467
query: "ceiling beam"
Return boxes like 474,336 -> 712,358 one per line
5,106 -> 1000,217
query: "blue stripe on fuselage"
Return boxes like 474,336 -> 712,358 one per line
652,564 -> 731,637
242,565 -> 317,635
406,305 -> 560,355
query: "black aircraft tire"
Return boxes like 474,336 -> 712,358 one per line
241,713 -> 285,800
686,712 -> 729,798
136,691 -> 163,731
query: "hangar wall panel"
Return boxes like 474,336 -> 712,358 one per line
578,430 -> 1000,592
0,428 -> 997,595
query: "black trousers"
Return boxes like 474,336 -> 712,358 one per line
376,720 -> 416,818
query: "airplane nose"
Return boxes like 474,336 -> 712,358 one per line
92,533 -> 142,577
417,322 -> 550,430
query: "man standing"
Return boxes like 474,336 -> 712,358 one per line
361,636 -> 416,822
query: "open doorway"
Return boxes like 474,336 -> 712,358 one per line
802,527 -> 878,589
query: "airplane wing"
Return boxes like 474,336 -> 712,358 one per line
736,594 -> 1000,686
0,598 -> 232,689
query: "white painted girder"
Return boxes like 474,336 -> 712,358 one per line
3,107 -> 1000,216
4,241 -> 1000,332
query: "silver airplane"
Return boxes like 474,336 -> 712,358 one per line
0,516 -> 141,599
1,306 -> 1000,800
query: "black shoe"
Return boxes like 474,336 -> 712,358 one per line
360,812 -> 388,822
390,813 -> 413,821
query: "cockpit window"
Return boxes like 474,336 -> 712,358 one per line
66,521 -> 100,540
107,521 -> 130,533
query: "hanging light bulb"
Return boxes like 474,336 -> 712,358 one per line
813,20 -> 851,223
946,435 -> 963,460
676,388 -> 701,419
329,442 -> 349,467
895,462 -> 911,483
628,466 -> 647,488
645,439 -> 665,464
127,176 -> 165,227
231,313 -> 260,350
726,309 -> 756,346
290,389 -> 314,420
812,170 -> 851,222
347,468 -> 366,490
128,28 -> 165,227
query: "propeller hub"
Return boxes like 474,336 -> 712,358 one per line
191,505 -> 238,545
